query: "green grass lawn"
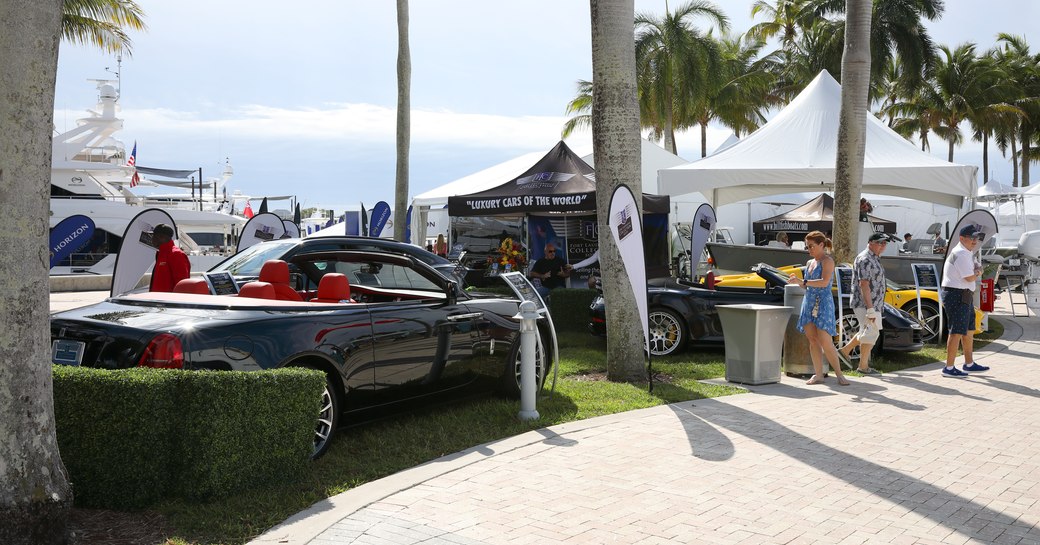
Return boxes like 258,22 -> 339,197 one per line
154,321 -> 1002,544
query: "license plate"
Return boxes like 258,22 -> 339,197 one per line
1008,258 -> 1021,267
52,339 -> 85,366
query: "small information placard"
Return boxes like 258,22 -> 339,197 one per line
204,271 -> 238,295
912,263 -> 940,290
499,272 -> 547,314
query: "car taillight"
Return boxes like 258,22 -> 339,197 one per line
138,333 -> 184,369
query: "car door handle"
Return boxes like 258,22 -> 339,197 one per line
447,312 -> 483,321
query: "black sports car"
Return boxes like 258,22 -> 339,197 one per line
589,264 -> 924,357
51,250 -> 550,458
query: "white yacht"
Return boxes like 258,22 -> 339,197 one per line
50,80 -> 246,273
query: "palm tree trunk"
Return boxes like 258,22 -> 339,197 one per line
1012,139 -> 1020,187
948,139 -> 955,163
982,135 -> 989,185
0,1 -> 73,542
1023,131 -> 1031,187
393,0 -> 411,241
591,0 -> 645,382
700,121 -> 708,157
832,0 -> 872,264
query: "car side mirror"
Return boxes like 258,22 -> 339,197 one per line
445,280 -> 458,305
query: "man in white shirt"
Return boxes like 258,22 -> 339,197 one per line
939,225 -> 989,378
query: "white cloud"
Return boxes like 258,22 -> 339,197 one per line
109,103 -> 570,151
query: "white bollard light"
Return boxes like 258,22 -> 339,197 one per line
515,300 -> 540,421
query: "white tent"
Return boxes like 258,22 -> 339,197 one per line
658,71 -> 978,210
409,139 -> 688,243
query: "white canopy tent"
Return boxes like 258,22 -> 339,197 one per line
658,71 -> 978,210
409,139 -> 688,244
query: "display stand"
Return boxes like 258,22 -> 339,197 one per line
499,272 -> 560,393
912,263 -> 942,341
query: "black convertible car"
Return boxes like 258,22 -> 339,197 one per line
211,236 -> 468,286
589,264 -> 924,357
51,250 -> 549,458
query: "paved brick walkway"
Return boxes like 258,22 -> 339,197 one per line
240,299 -> 1037,544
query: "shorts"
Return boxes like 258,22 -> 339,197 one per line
852,307 -> 882,345
943,288 -> 975,336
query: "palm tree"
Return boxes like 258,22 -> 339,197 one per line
590,0 -> 645,382
0,1 -> 73,543
561,80 -> 593,139
62,0 -> 146,54
924,44 -> 1010,163
771,18 -> 843,101
688,35 -> 781,157
746,0 -> 817,50
832,0 -> 871,262
993,34 -> 1040,187
810,0 -> 942,94
634,0 -> 729,154
393,0 -> 410,241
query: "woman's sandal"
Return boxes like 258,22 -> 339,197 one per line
805,375 -> 826,385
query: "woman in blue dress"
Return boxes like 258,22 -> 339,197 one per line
787,231 -> 850,386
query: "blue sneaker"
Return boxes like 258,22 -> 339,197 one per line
963,362 -> 990,372
942,366 -> 969,378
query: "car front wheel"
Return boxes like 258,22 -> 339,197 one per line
312,375 -> 340,459
649,308 -> 687,356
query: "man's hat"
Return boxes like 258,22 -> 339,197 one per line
959,224 -> 982,239
868,232 -> 888,243
149,223 -> 174,237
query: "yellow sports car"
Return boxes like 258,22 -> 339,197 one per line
712,264 -> 982,344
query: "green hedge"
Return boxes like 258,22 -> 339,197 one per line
547,288 -> 599,333
53,366 -> 325,509
467,286 -> 598,333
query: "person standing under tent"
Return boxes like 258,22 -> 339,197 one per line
529,243 -> 571,300
940,225 -> 989,377
838,232 -> 888,375
787,231 -> 850,386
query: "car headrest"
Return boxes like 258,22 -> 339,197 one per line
314,273 -> 351,303
259,259 -> 291,284
173,278 -> 211,295
238,281 -> 276,300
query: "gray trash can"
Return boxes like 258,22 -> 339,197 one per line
782,284 -> 814,376
717,304 -> 792,385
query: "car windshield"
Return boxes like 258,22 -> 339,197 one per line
209,240 -> 298,276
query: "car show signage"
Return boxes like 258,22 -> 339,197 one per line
369,201 -> 392,237
609,184 -> 649,355
912,262 -> 942,337
49,214 -> 95,268
236,212 -> 287,253
688,203 -> 717,276
111,208 -> 177,297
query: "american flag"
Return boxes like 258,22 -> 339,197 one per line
127,141 -> 140,188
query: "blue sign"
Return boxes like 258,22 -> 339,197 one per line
405,205 -> 412,243
49,215 -> 95,268
370,201 -> 392,237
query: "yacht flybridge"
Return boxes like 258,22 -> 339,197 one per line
50,80 -> 247,273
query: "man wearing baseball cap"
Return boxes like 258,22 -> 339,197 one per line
939,224 -> 989,377
838,232 -> 888,375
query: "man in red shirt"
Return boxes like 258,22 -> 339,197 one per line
149,223 -> 190,292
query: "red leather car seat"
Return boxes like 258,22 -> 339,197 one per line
259,259 -> 303,301
312,273 -> 351,303
173,278 -> 211,295
238,281 -> 276,300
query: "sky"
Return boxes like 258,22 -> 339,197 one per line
54,0 -> 1040,215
